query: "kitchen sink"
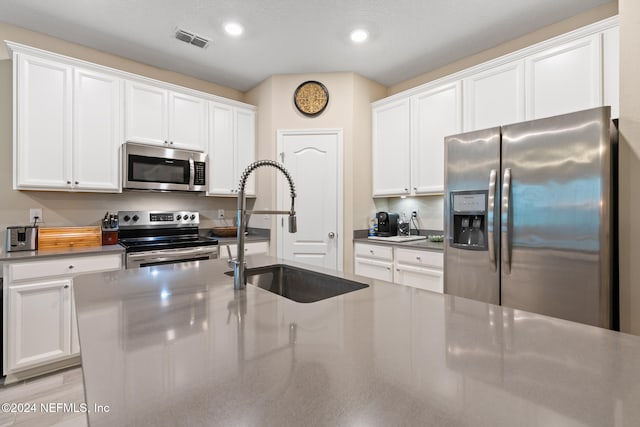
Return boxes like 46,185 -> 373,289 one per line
225,264 -> 368,303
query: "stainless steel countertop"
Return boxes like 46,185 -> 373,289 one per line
74,256 -> 640,427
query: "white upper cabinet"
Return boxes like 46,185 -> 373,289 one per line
208,103 -> 256,197
463,61 -> 525,130
124,81 -> 167,146
602,26 -> 619,118
14,53 -> 121,192
73,67 -> 122,191
125,81 -> 208,152
15,53 -> 73,190
525,34 -> 602,120
411,82 -> 461,194
372,98 -> 411,196
168,91 -> 208,151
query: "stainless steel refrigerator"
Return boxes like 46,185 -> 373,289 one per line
444,106 -> 618,329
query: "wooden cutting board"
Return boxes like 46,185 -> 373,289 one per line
38,226 -> 102,249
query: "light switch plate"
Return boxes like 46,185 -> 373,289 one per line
217,209 -> 225,219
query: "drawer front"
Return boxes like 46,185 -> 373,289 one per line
395,264 -> 443,293
395,248 -> 443,269
219,241 -> 270,260
354,258 -> 393,282
8,254 -> 122,282
354,243 -> 393,261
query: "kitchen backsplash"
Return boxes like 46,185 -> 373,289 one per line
374,195 -> 444,231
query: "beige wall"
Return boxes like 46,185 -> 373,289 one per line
618,0 -> 640,334
245,73 -> 386,272
389,2 -> 618,95
0,24 -> 247,245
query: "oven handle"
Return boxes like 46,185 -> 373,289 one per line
127,247 -> 218,261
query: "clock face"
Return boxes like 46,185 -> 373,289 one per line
294,81 -> 329,116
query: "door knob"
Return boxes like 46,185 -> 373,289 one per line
328,232 -> 335,239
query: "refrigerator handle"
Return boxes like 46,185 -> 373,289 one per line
501,168 -> 512,274
487,169 -> 497,272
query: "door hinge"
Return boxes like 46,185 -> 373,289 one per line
280,152 -> 285,162
281,217 -> 284,227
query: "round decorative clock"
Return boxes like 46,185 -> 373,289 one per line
293,80 -> 329,117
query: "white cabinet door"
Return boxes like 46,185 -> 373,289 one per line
73,67 -> 122,192
464,61 -> 525,131
354,257 -> 393,282
7,279 -> 72,373
525,34 -> 601,120
169,90 -> 207,151
394,264 -> 443,293
125,80 -> 168,145
70,282 -> 80,355
372,99 -> 411,196
15,53 -> 72,190
602,27 -> 619,118
208,102 -> 236,195
411,82 -> 461,194
236,107 -> 256,196
208,103 -> 257,197
394,248 -> 443,293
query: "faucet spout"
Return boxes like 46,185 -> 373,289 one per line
233,160 -> 297,290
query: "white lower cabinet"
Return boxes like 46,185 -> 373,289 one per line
354,242 -> 443,293
394,248 -> 443,293
2,253 -> 122,379
354,243 -> 394,281
218,241 -> 270,260
7,279 -> 72,372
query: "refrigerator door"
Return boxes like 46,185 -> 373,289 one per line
500,107 -> 612,327
444,127 -> 501,304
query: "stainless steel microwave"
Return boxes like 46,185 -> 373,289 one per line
122,142 -> 207,192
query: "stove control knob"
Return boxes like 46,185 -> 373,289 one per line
190,214 -> 196,220
132,215 -> 139,222
176,215 -> 182,220
123,215 -> 131,222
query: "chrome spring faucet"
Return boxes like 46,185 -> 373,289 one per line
231,160 -> 297,290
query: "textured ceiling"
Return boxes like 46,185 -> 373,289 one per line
0,0 -> 614,91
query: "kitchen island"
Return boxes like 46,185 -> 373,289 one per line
74,256 -> 640,426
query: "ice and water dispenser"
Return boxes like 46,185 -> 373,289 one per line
450,191 -> 488,250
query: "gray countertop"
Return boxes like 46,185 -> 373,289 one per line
353,236 -> 444,251
0,244 -> 125,262
74,256 -> 640,427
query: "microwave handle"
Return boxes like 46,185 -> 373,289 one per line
189,157 -> 195,190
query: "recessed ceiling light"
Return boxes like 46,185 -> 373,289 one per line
224,22 -> 244,37
350,29 -> 368,43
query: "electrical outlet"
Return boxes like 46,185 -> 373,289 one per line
29,208 -> 43,224
412,210 -> 418,218
217,209 -> 225,219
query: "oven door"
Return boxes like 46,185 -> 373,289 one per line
126,246 -> 218,269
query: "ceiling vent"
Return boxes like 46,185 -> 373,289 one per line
174,28 -> 210,49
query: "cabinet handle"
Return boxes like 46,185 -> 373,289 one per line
75,181 -> 79,185
416,256 -> 421,260
68,265 -> 74,269
387,267 -> 391,271
404,188 -> 409,192
396,268 -> 400,271
170,141 -> 174,145
369,250 -> 374,254
64,285 -> 69,289
413,187 -> 417,191
66,181 -> 71,184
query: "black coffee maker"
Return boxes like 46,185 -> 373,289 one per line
376,212 -> 399,237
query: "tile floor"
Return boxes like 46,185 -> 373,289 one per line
0,367 -> 87,427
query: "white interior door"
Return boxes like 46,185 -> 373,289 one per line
277,129 -> 342,270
